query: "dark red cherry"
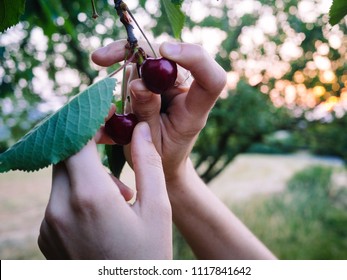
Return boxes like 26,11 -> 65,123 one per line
140,57 -> 177,95
104,113 -> 138,145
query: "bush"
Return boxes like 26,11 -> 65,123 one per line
192,80 -> 293,183
247,130 -> 298,154
231,165 -> 347,259
304,115 -> 347,163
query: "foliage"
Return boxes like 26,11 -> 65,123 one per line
192,80 -> 293,183
160,0 -> 185,39
2,0 -> 345,34
248,130 -> 299,154
232,165 -> 347,259
0,0 -> 185,37
302,114 -> 347,163
0,0 -> 186,152
329,0 -> 347,25
1,0 -> 116,151
0,0 -> 26,33
1,0 -> 347,182
183,0 -> 347,181
0,77 -> 116,172
173,165 -> 347,259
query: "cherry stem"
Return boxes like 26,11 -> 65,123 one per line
126,9 -> 158,58
91,0 -> 99,19
120,51 -> 130,114
107,52 -> 136,78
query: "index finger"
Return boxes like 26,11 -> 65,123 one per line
160,42 -> 227,118
91,39 -> 128,67
131,122 -> 168,207
64,140 -> 128,209
91,39 -> 158,67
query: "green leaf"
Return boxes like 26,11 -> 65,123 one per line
329,0 -> 347,26
0,77 -> 116,173
0,0 -> 26,33
171,0 -> 184,6
139,0 -> 147,8
161,0 -> 185,39
105,145 -> 126,178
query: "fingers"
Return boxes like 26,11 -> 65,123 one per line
129,79 -> 162,145
64,139 -> 107,187
159,42 -> 227,117
159,42 -> 226,93
95,104 -> 116,144
130,122 -> 169,211
38,219 -> 69,260
47,163 -> 71,217
109,174 -> 135,202
91,39 -> 128,67
91,39 -> 158,67
64,139 -> 128,208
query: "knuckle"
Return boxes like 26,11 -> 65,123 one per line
189,45 -> 227,93
190,117 -> 208,134
44,207 -> 67,231
136,106 -> 159,121
69,190 -> 99,217
189,43 -> 205,57
173,113 -> 207,139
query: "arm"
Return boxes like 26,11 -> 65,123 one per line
168,159 -> 276,260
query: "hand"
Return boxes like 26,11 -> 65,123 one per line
38,122 -> 172,259
92,40 -> 227,183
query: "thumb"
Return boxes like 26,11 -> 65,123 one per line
131,122 -> 168,209
129,79 -> 161,129
129,79 -> 162,149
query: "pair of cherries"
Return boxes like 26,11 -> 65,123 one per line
104,57 -> 177,145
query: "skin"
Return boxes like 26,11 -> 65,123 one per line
91,40 -> 276,260
38,122 -> 172,259
92,40 -> 226,181
39,40 -> 276,260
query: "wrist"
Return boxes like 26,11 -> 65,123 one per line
164,157 -> 204,205
164,157 -> 194,187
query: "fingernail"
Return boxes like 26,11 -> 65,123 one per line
161,42 -> 181,56
138,122 -> 152,142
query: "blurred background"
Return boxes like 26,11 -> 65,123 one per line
0,0 -> 347,259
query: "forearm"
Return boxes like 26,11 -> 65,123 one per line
167,159 -> 276,260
